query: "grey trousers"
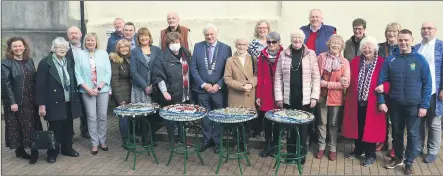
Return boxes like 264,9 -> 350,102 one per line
82,93 -> 109,147
317,96 -> 340,152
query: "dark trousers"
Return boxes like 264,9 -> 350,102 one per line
390,100 -> 422,165
47,103 -> 74,157
354,104 -> 376,159
165,101 -> 190,142
284,104 -> 310,155
249,110 -> 264,135
198,92 -> 223,145
145,113 -> 163,141
263,110 -> 280,149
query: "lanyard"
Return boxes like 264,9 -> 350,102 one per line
204,44 -> 219,70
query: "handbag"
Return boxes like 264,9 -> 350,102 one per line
30,118 -> 56,150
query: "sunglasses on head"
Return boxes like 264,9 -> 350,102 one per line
267,40 -> 278,44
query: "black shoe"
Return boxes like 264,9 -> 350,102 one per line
199,143 -> 214,152
100,146 -> 108,151
61,150 -> 80,157
81,132 -> 91,139
363,157 -> 376,167
29,150 -> 38,164
259,149 -> 270,158
47,156 -> 56,163
91,150 -> 98,155
346,151 -> 364,159
214,146 -> 221,154
15,147 -> 31,159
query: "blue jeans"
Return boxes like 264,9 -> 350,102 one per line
390,100 -> 422,165
119,117 -> 129,139
419,94 -> 442,155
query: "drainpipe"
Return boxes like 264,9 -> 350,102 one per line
80,1 -> 87,41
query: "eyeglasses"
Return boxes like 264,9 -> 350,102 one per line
353,27 -> 365,31
257,27 -> 269,30
267,40 -> 278,45
421,27 -> 436,31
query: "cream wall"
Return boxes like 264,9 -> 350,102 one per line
74,1 -> 443,52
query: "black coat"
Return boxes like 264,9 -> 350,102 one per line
152,47 -> 193,105
36,53 -> 84,121
1,58 -> 36,106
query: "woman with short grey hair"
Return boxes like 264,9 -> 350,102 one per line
256,31 -> 284,157
274,29 -> 320,163
342,36 -> 387,167
36,37 -> 83,163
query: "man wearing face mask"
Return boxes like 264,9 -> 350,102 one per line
190,23 -> 232,154
344,18 -> 367,62
159,12 -> 193,53
106,18 -> 125,53
152,32 -> 192,143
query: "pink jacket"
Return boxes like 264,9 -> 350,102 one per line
274,45 -> 320,105
317,52 -> 350,106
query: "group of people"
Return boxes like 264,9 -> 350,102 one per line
2,8 -> 442,175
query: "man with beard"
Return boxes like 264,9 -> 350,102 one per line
66,26 -> 89,139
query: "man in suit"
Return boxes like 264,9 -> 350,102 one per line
190,23 -> 232,154
66,26 -> 90,139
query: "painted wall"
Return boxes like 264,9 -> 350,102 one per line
76,1 -> 443,52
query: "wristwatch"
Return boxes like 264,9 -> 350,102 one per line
97,87 -> 102,91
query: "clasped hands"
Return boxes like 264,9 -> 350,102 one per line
203,83 -> 220,93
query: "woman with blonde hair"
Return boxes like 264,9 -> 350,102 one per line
109,39 -> 133,149
315,34 -> 350,161
376,22 -> 401,157
75,33 -> 112,155
247,20 -> 271,59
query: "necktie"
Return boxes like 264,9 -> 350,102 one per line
208,45 -> 213,64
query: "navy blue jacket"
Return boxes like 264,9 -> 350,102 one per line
129,46 -> 162,90
378,47 -> 432,109
190,41 -> 232,93
300,24 -> 336,55
106,32 -> 124,54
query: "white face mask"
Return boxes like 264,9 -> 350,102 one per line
169,43 -> 181,52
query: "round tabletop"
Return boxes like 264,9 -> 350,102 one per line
265,109 -> 314,124
113,103 -> 159,118
207,107 -> 257,123
159,104 -> 207,122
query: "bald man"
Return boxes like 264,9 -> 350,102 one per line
66,26 -> 89,139
416,22 -> 443,163
159,12 -> 193,52
106,18 -> 125,53
300,9 -> 336,55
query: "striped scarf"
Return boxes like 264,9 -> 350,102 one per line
357,56 -> 378,102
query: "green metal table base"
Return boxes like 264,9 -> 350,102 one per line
123,117 -> 159,170
166,121 -> 204,175
215,123 -> 251,175
271,125 -> 308,175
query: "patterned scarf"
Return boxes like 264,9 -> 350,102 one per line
324,51 -> 342,72
357,55 -> 378,102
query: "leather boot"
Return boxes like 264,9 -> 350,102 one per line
15,146 -> 30,159
29,150 -> 39,164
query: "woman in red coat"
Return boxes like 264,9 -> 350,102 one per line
256,32 -> 284,157
342,36 -> 390,167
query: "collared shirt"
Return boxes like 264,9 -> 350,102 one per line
310,24 -> 322,32
418,37 -> 437,94
200,41 -> 219,88
130,38 -> 136,50
70,44 -> 82,62
52,54 -> 71,102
